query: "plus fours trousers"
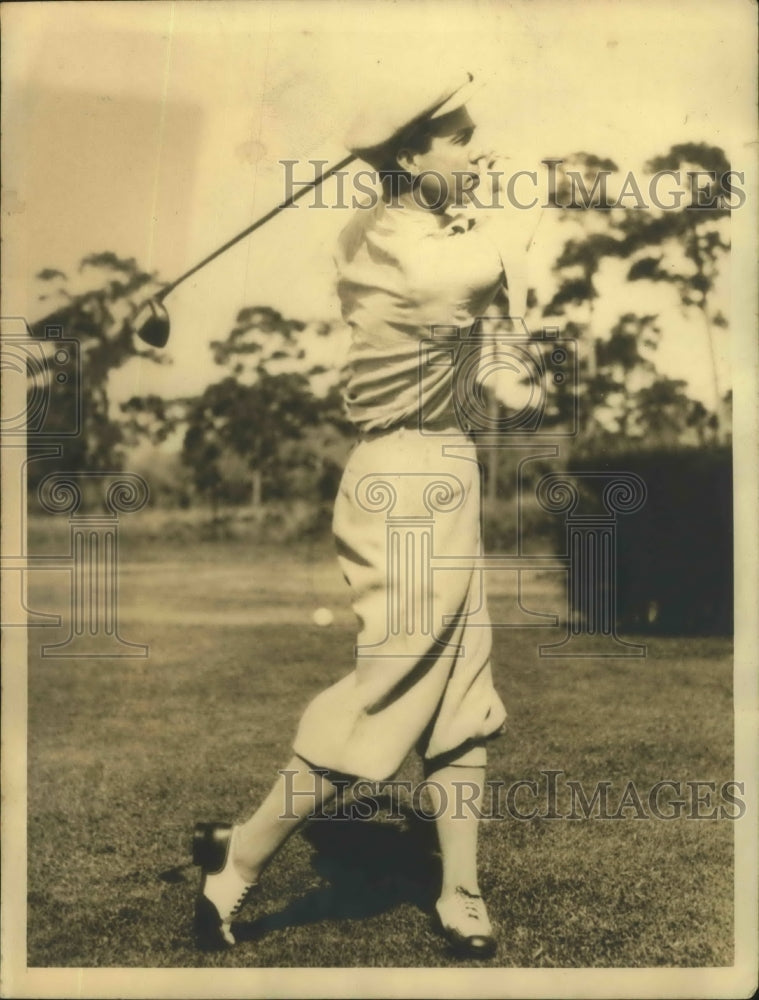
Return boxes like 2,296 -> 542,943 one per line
294,426 -> 507,781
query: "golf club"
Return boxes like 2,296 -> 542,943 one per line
131,73 -> 474,348
131,153 -> 356,348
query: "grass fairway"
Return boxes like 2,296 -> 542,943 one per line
26,538 -> 734,968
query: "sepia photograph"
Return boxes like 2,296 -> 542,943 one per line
1,1 -> 757,997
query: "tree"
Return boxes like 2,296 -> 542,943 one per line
631,375 -> 709,446
123,306 -> 354,509
541,153 -> 634,440
619,143 -> 732,438
181,372 -> 323,507
29,252 -> 167,495
541,144 -> 732,446
586,312 -> 660,438
197,307 -> 351,505
544,153 -> 623,373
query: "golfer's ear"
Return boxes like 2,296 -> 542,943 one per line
395,147 -> 417,175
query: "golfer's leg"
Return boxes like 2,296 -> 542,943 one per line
423,755 -> 495,955
232,754 -> 340,882
425,761 -> 486,897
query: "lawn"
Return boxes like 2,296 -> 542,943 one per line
24,530 -> 735,968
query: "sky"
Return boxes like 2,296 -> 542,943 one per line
3,0 -> 757,411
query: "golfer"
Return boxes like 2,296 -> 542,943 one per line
194,74 -> 523,959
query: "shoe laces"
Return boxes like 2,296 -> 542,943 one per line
456,886 -> 484,921
229,884 -> 255,919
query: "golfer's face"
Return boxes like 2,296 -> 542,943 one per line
413,108 -> 486,208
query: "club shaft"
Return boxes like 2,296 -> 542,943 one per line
158,153 -> 357,301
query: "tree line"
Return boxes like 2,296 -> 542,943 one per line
27,142 -> 732,511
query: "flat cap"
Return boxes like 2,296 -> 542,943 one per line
345,71 -> 480,168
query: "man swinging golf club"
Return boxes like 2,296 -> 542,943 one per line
187,71 -> 518,959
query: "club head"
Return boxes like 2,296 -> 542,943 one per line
133,298 -> 170,348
